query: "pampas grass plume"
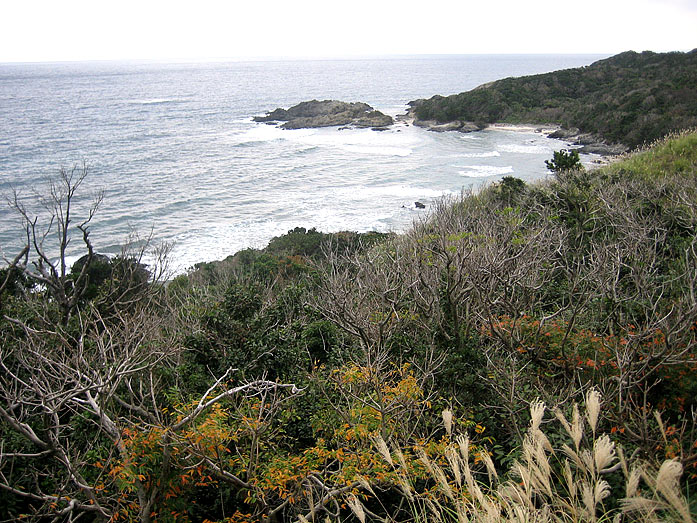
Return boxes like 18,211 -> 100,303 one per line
443,408 -> 453,437
346,494 -> 366,523
530,399 -> 545,433
655,459 -> 691,521
593,434 -> 616,472
456,434 -> 470,463
586,389 -> 601,434
373,434 -> 393,466
446,446 -> 462,487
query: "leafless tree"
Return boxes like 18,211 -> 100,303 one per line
8,164 -> 103,326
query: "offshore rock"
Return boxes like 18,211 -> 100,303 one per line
254,100 -> 394,129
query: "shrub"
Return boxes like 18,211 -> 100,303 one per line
545,149 -> 582,173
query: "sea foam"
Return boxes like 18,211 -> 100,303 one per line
458,151 -> 501,158
459,165 -> 514,177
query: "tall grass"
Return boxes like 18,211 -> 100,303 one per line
602,129 -> 697,180
351,391 -> 694,522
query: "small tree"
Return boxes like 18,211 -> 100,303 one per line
497,176 -> 527,206
545,148 -> 582,172
9,163 -> 102,325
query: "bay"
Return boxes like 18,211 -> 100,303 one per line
0,55 -> 607,271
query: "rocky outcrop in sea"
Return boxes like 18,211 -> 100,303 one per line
254,100 -> 394,130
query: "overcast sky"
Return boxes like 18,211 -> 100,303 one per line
1,0 -> 695,62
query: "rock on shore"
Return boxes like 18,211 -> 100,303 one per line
547,128 -> 628,155
402,99 -> 484,133
403,100 -> 627,155
413,119 -> 482,133
254,100 -> 394,130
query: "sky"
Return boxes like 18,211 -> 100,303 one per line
1,0 -> 695,62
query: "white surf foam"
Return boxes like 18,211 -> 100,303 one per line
289,128 -> 419,156
459,165 -> 514,177
342,185 -> 454,200
227,125 -> 316,146
498,143 -> 550,154
342,145 -> 412,157
459,151 -> 501,158
130,98 -> 182,105
227,124 -> 421,155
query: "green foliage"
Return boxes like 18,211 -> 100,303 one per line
189,227 -> 392,288
301,319 -> 340,364
69,254 -> 150,314
495,176 -> 527,206
545,148 -> 582,172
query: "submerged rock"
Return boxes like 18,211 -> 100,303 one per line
254,100 -> 394,129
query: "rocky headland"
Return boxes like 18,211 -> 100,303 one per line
406,50 -> 697,153
254,100 -> 394,130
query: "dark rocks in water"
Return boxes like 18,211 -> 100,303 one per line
547,128 -> 580,140
353,110 -> 393,129
415,201 -> 426,209
254,100 -> 394,130
413,119 -> 481,133
548,128 -> 628,155
571,133 -> 628,155
404,100 -> 626,156
577,142 -> 628,155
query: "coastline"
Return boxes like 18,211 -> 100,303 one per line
485,122 -> 560,134
398,112 -> 627,157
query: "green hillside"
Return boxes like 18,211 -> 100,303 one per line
413,50 -> 697,148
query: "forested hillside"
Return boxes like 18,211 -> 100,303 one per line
2,132 -> 697,521
412,50 -> 697,148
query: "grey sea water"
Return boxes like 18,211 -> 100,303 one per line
0,55 -> 607,271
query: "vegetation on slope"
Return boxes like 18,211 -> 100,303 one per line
1,132 -> 697,521
412,50 -> 697,148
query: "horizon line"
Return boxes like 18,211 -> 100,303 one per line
0,51 -> 632,66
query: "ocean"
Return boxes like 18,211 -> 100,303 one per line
0,55 -> 607,272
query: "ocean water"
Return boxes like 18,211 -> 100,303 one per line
0,55 -> 606,272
